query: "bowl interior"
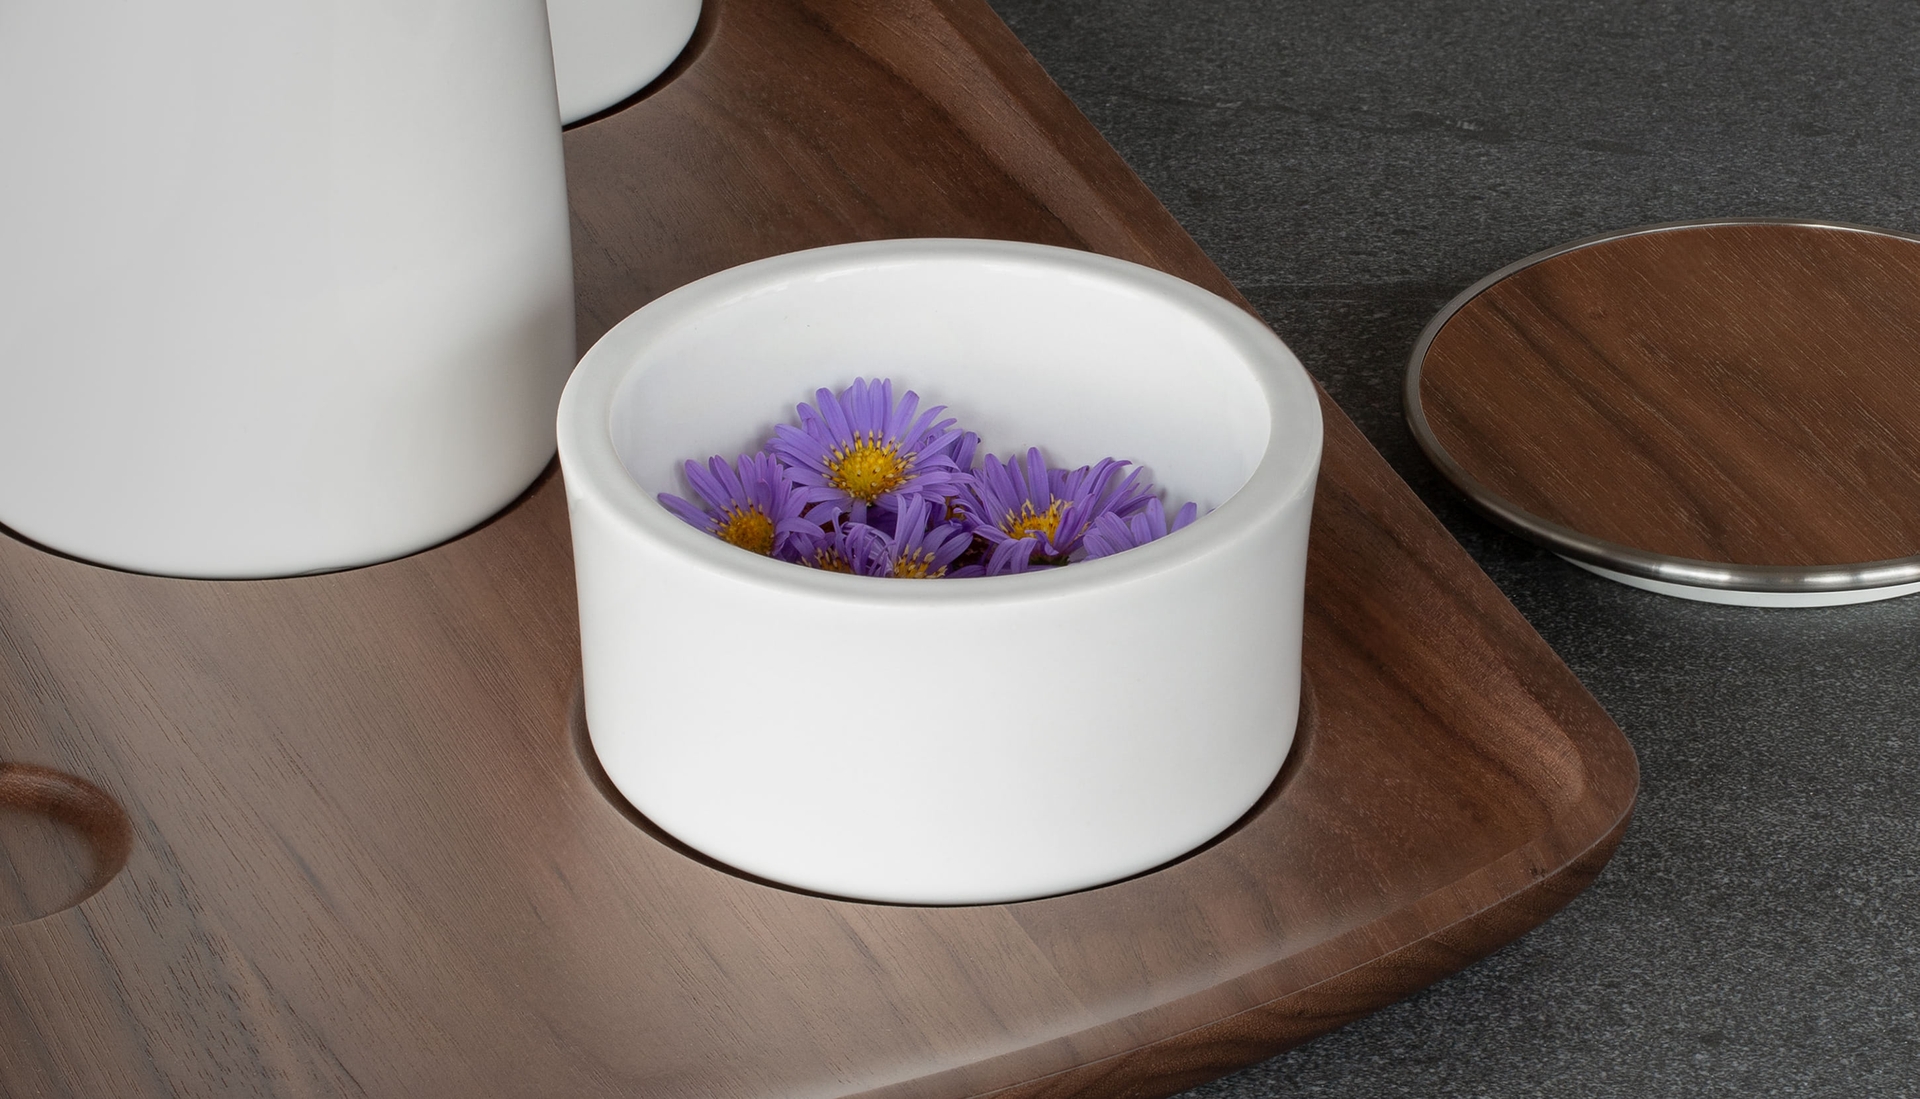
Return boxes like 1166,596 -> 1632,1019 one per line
608,248 -> 1278,512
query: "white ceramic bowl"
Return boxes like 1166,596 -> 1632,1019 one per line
557,239 -> 1322,905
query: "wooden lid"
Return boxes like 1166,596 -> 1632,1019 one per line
1407,219 -> 1920,596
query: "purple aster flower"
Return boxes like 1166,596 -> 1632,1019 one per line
658,452 -> 820,559
767,378 -> 966,524
951,430 -> 981,474
797,540 -> 854,573
953,448 -> 1153,575
833,495 -> 974,579
1083,497 -> 1201,559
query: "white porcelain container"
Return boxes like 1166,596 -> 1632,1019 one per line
558,240 -> 1322,905
548,0 -> 702,124
0,0 -> 574,578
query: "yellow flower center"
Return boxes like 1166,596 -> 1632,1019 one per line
1002,499 -> 1064,543
827,434 -> 913,503
713,506 -> 775,555
891,550 -> 946,579
808,547 -> 853,573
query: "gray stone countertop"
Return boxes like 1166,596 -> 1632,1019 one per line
986,1 -> 1920,1095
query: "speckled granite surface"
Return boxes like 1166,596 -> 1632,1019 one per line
985,1 -> 1920,1094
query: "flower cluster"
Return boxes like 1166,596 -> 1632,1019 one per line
658,378 -> 1202,578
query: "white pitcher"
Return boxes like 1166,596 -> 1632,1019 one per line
0,0 -> 575,577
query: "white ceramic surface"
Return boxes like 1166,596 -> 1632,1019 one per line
0,0 -> 574,578
558,239 -> 1323,905
548,0 -> 701,124
1563,557 -> 1920,606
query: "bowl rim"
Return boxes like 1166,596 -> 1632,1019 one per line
556,238 -> 1322,607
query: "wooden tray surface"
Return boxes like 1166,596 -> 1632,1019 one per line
1410,220 -> 1920,574
0,2 -> 1638,1097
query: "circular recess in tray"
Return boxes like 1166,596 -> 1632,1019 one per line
0,763 -> 133,925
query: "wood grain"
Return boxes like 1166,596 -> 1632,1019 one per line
0,1 -> 1637,1096
1416,221 -> 1920,567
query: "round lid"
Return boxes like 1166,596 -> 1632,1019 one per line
1406,219 -> 1920,601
